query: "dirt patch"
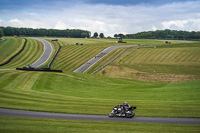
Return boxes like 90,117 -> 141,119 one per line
135,72 -> 200,82
98,65 -> 200,82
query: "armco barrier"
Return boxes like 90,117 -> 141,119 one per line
0,38 -> 27,66
16,68 -> 62,73
48,45 -> 61,68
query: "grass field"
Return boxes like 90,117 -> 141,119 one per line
47,38 -> 167,72
0,70 -> 199,118
51,45 -> 106,72
86,47 -> 127,74
0,38 -> 199,132
0,37 -> 44,69
0,37 -> 22,63
0,116 -> 199,133
95,41 -> 200,82
44,38 -> 110,71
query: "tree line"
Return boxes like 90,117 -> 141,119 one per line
114,29 -> 200,40
93,32 -> 104,38
0,29 -> 3,38
0,26 -> 91,38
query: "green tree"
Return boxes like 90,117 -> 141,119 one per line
93,32 -> 98,38
81,32 -> 88,38
0,26 -> 91,38
114,34 -> 118,38
118,33 -> 125,39
0,29 -> 4,38
99,33 -> 104,38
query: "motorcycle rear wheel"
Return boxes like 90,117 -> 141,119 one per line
126,111 -> 135,118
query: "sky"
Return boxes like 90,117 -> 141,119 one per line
0,0 -> 200,37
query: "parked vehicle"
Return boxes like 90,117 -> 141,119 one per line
108,104 -> 136,118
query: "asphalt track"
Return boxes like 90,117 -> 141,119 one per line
30,38 -> 52,68
74,45 -> 137,73
0,69 -> 15,71
0,108 -> 199,124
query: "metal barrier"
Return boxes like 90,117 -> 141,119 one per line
48,45 -> 62,68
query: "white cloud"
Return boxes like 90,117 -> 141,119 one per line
8,18 -> 22,23
0,1 -> 200,36
54,21 -> 68,29
152,26 -> 157,31
162,19 -> 200,31
8,18 -> 24,27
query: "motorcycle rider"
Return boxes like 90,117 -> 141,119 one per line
122,101 -> 130,113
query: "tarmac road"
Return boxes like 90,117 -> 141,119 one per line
0,108 -> 199,124
73,45 -> 137,73
30,38 -> 52,68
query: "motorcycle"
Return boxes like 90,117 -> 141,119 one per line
108,105 -> 136,118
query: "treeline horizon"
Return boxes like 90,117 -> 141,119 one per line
1,26 -> 199,40
115,29 -> 200,40
0,26 -> 91,38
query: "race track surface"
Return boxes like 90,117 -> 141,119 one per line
0,108 -> 199,125
30,38 -> 52,68
73,45 -> 136,73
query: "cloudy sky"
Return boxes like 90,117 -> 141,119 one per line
0,0 -> 200,36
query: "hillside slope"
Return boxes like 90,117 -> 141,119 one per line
0,37 -> 22,63
96,41 -> 200,82
0,38 -> 44,69
0,70 -> 199,118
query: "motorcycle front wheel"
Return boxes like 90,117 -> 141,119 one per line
108,112 -> 115,118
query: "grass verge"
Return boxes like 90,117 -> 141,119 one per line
0,116 -> 199,133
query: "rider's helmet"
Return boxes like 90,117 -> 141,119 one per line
123,101 -> 127,105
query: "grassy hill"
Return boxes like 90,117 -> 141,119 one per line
0,70 -> 199,118
0,37 -> 22,63
44,38 -> 116,72
0,38 -> 199,132
94,41 -> 200,82
0,37 -> 44,69
47,38 -> 167,72
51,45 -> 106,72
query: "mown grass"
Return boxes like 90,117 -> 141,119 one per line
0,37 -> 22,63
95,41 -> 200,81
120,46 -> 200,75
43,38 -> 167,46
123,39 -> 165,45
86,47 -> 127,74
49,38 -> 167,72
0,70 -> 199,118
0,38 -> 200,132
52,38 -> 119,46
0,116 -> 200,133
51,45 -> 106,72
0,37 -> 44,69
45,38 -> 117,71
